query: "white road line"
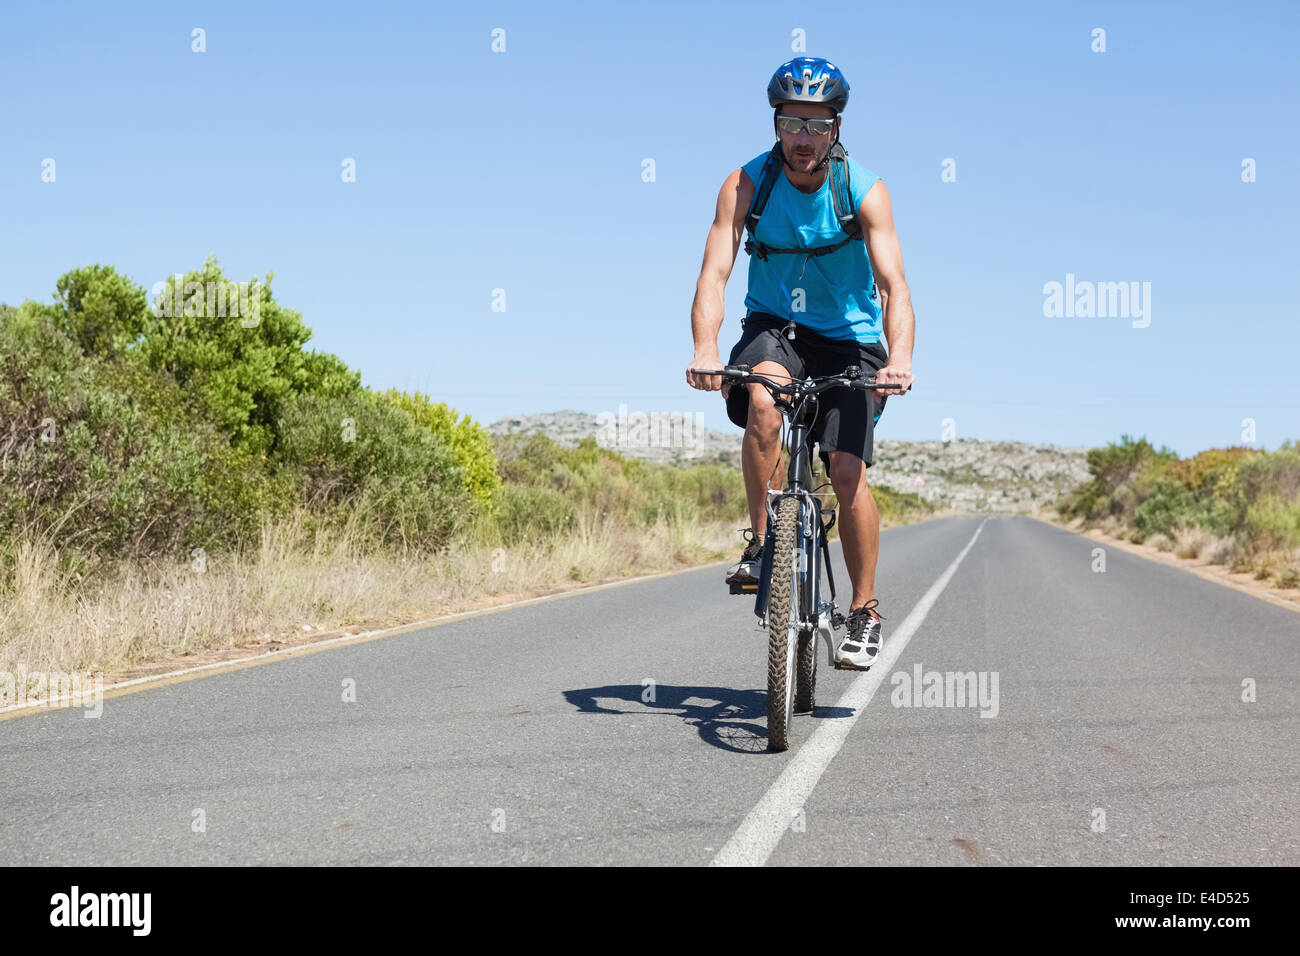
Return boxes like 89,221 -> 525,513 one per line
710,517 -> 990,867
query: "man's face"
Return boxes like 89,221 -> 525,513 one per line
776,103 -> 839,173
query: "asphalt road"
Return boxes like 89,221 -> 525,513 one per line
3,515 -> 1297,866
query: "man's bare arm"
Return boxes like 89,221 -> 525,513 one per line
687,168 -> 752,392
859,180 -> 915,397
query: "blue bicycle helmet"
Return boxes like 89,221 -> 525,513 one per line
767,57 -> 850,114
767,57 -> 849,172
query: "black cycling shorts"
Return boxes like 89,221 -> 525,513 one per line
724,311 -> 889,471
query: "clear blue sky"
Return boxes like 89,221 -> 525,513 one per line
2,0 -> 1297,456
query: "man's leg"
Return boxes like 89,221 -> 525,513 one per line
739,360 -> 791,541
827,450 -> 879,611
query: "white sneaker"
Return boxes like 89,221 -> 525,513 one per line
834,599 -> 883,670
724,529 -> 764,585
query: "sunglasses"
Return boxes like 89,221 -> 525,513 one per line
775,114 -> 837,136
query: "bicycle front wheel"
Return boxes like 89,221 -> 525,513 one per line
766,495 -> 802,751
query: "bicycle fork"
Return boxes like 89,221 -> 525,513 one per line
807,499 -> 845,668
754,492 -> 845,667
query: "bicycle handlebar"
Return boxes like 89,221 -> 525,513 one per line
688,364 -> 913,395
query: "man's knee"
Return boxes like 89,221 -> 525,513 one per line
828,451 -> 868,499
745,385 -> 782,447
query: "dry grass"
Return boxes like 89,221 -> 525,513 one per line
0,504 -> 741,677
1255,548 -> 1300,588
1162,528 -> 1300,591
1174,526 -> 1210,560
1172,526 -> 1236,565
1146,532 -> 1174,553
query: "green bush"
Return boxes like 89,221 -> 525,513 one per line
300,350 -> 363,399
1061,434 -> 1178,522
0,259 -> 376,570
488,484 -> 576,546
138,257 -> 334,456
1189,446 -> 1300,555
47,264 -> 151,357
1058,435 -> 1300,563
1243,494 -> 1300,552
272,391 -> 469,551
488,432 -> 751,531
2,262 -> 536,573
661,463 -> 748,523
492,431 -> 569,486
872,485 -> 933,523
1134,477 -> 1194,538
1165,446 -> 1258,493
384,390 -> 500,509
0,306 -> 275,568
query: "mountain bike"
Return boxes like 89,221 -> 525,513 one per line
689,363 -> 909,751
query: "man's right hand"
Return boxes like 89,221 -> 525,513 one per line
686,355 -> 728,398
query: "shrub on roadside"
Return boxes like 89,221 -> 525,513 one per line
485,484 -> 576,547
1134,478 -> 1193,539
1238,447 -> 1300,552
871,485 -> 934,523
384,390 -> 501,509
1060,434 -> 1178,523
272,391 -> 468,552
0,306 -> 275,571
490,433 -> 750,530
1058,436 -> 1299,573
137,257 -> 360,457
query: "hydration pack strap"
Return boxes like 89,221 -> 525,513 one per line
743,141 -> 862,261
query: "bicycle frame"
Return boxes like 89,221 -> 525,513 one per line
752,391 -> 841,666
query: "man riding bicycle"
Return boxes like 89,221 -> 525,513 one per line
685,56 -> 916,670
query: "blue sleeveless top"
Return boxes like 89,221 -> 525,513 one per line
741,150 -> 882,343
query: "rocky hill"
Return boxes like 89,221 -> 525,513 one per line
488,409 -> 741,466
867,438 -> 1091,513
487,410 -> 1090,514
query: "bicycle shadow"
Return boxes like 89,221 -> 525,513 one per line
563,683 -> 854,755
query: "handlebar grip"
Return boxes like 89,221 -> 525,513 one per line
687,365 -> 750,375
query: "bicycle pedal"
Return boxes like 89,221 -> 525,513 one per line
729,582 -> 759,595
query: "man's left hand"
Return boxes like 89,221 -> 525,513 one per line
871,364 -> 914,402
